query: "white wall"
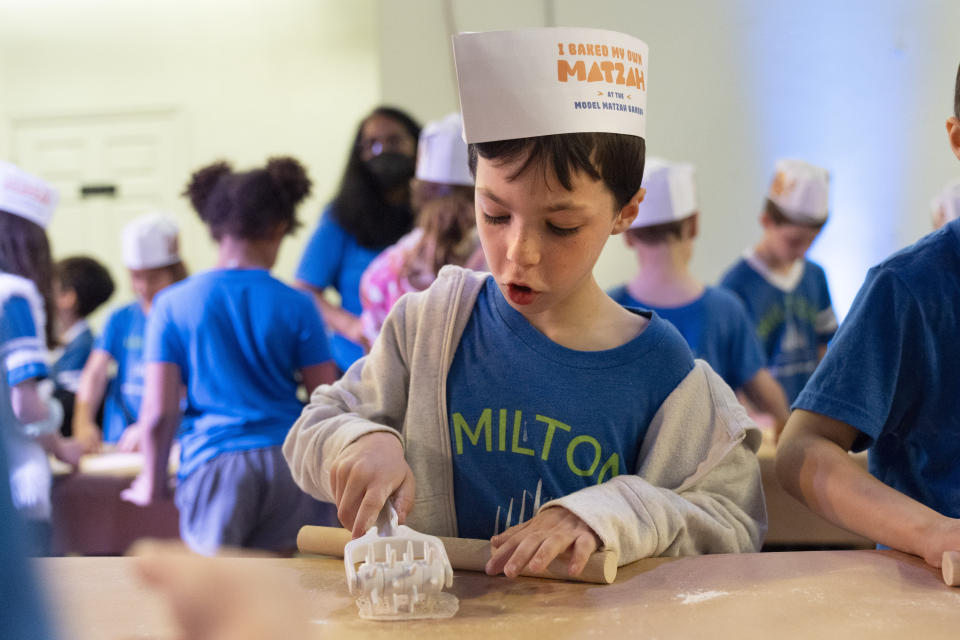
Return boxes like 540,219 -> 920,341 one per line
377,0 -> 960,318
0,0 -> 380,320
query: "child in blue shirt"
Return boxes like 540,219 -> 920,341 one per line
73,214 -> 186,450
51,256 -> 115,435
609,159 -> 790,438
285,28 -> 765,578
777,63 -> 960,570
124,157 -> 339,555
720,159 -> 838,402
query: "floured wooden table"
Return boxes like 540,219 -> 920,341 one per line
38,549 -> 960,639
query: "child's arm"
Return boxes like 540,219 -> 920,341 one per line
523,363 -> 765,566
739,368 -> 790,441
777,409 -> 960,567
121,362 -> 181,506
299,361 -> 339,397
73,349 -> 112,451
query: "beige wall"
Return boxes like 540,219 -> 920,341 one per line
0,0 -> 379,322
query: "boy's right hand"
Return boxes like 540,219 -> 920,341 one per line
73,419 -> 102,453
329,432 -> 415,538
921,517 -> 960,568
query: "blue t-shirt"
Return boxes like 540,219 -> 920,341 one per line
794,221 -> 960,518
720,256 -> 837,402
95,302 -> 147,443
51,321 -> 94,394
447,277 -> 695,539
608,285 -> 766,390
296,207 -> 388,372
145,269 -> 332,481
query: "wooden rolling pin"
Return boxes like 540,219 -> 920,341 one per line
297,525 -> 618,585
943,551 -> 960,586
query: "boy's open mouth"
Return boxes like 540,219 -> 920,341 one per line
507,283 -> 536,305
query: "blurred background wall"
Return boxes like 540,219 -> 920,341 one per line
2,0 -> 959,325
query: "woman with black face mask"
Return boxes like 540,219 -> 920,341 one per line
295,107 -> 420,373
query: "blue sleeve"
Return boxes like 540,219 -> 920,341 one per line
295,208 -> 346,290
727,298 -> 765,389
793,266 -> 918,450
144,295 -> 186,373
94,306 -> 124,358
0,296 -> 48,386
293,294 -> 332,368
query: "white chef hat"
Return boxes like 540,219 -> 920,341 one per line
453,27 -> 648,143
630,158 -> 697,229
122,213 -> 181,270
767,159 -> 830,225
0,162 -> 59,229
415,113 -> 474,186
930,177 -> 960,227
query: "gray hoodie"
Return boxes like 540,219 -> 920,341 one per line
284,266 -> 766,564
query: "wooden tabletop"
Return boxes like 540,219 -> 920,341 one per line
38,549 -> 960,639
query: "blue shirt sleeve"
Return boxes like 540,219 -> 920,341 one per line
144,295 -> 187,374
0,296 -> 48,386
793,265 -> 917,450
295,208 -> 346,290
292,294 -> 332,368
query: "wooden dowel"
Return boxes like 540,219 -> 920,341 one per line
942,551 -> 960,586
297,525 -> 619,585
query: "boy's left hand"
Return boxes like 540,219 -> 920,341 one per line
486,506 -> 600,578
122,470 -> 170,507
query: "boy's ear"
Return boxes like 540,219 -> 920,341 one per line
947,117 -> 960,162
613,186 -> 645,234
686,213 -> 700,240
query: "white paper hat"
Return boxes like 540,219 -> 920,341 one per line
122,213 -> 180,270
415,112 -> 474,186
453,28 -> 648,143
930,177 -> 960,225
630,158 -> 697,228
0,162 -> 59,229
767,159 -> 830,224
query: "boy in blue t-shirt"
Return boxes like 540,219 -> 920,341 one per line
285,28 -> 765,578
51,256 -> 115,435
609,159 -> 790,438
720,159 -> 838,402
776,63 -> 960,570
73,214 -> 186,450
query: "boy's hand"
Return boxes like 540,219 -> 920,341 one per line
53,437 -> 85,467
116,422 -> 145,453
329,432 -> 415,537
121,470 -> 170,507
486,506 -> 600,578
920,517 -> 960,568
73,419 -> 102,453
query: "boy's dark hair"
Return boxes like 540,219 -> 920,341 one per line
0,210 -> 56,348
55,256 -> 115,318
468,133 -> 645,211
763,198 -> 826,231
627,214 -> 695,245
184,157 -> 312,241
954,62 -> 959,119
330,106 -> 421,248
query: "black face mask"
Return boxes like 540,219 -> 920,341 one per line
366,152 -> 415,192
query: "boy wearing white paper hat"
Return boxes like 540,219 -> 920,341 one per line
930,177 -> 960,229
359,112 -> 484,345
73,212 -> 186,451
0,162 -> 84,554
609,159 -> 790,439
720,159 -> 838,404
285,27 -> 764,578
778,64 -> 960,569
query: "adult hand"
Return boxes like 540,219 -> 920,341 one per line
486,506 -> 600,578
329,432 -> 415,537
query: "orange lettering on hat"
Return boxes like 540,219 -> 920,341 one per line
558,59 -> 587,82
587,61 -> 604,82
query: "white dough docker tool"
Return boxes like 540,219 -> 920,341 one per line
342,500 -> 456,620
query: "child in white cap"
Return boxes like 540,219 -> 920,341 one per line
285,28 -> 764,578
122,157 -> 338,555
0,162 -> 84,554
73,213 -> 187,451
720,159 -> 838,403
777,64 -> 960,570
609,159 -> 790,439
359,112 -> 484,345
930,177 -> 960,229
